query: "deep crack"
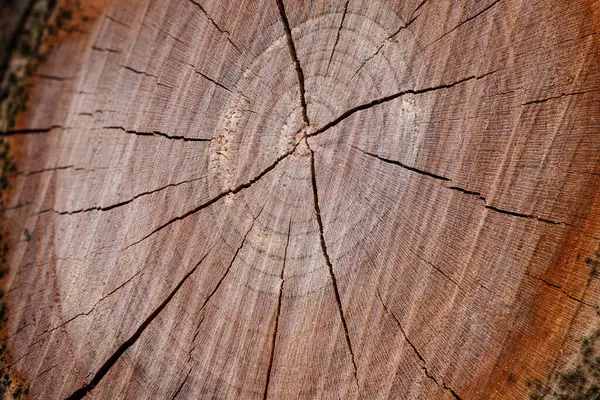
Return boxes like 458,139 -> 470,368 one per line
353,146 -> 573,227
309,71 -> 498,139
306,139 -> 360,389
104,126 -> 211,142
276,0 -> 311,126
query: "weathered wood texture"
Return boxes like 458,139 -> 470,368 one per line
1,0 -> 600,399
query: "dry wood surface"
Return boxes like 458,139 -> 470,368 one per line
0,0 -> 600,399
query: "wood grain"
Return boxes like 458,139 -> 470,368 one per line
1,0 -> 599,399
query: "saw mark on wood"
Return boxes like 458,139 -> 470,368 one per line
64,249 -> 213,400
263,218 -> 292,400
307,140 -> 359,389
276,0 -> 310,126
353,146 -> 573,227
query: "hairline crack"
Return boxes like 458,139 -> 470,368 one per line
263,217 -> 292,400
64,249 -> 213,399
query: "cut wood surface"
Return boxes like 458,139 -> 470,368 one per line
1,0 -> 600,399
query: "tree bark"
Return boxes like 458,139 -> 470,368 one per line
1,0 -> 600,399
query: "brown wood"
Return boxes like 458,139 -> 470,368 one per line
1,0 -> 600,399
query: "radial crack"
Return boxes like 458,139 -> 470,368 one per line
105,14 -> 131,29
309,71 -> 497,138
376,292 -> 429,369
412,0 -> 430,16
64,250 -> 213,399
125,139 -> 300,250
350,42 -> 386,81
353,146 -> 572,227
198,203 -> 264,318
415,253 -> 459,286
484,205 -> 567,226
426,0 -> 501,49
325,0 -> 349,75
122,65 -> 159,79
521,88 -> 599,105
376,291 -> 461,399
524,272 -> 594,308
104,126 -> 211,142
167,205 -> 265,399
306,140 -> 359,388
263,218 -> 292,400
170,369 -> 191,400
36,73 -> 72,81
0,125 -> 64,136
350,6 -> 424,81
352,146 -> 451,181
50,175 -> 207,216
445,185 -> 486,201
193,70 -> 234,93
14,165 -> 75,177
276,0 -> 311,126
443,384 -> 464,400
91,45 -> 121,54
188,0 -> 241,52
